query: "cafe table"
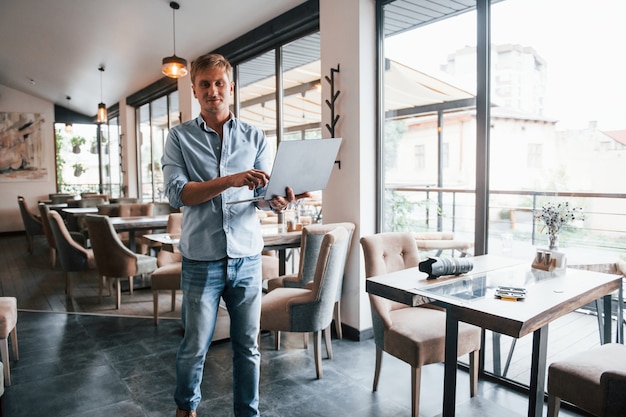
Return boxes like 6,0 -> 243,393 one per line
365,254 -> 623,417
108,214 -> 170,253
143,224 -> 302,276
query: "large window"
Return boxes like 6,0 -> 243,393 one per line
137,91 -> 179,202
380,0 -> 626,253
380,0 -> 626,390
54,121 -> 122,197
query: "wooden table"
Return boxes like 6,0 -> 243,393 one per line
109,215 -> 169,252
144,225 -> 302,276
365,254 -> 623,417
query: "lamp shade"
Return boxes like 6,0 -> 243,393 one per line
162,55 -> 188,78
97,102 -> 107,124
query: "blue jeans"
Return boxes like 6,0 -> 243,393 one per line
175,254 -> 262,417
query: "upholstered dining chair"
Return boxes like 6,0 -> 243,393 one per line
360,232 -> 482,417
547,343 -> 626,417
17,196 -> 44,253
38,202 -> 58,267
260,226 -> 350,379
47,211 -> 96,297
151,213 -> 182,325
84,214 -> 157,309
119,202 -> 155,254
266,222 -> 355,339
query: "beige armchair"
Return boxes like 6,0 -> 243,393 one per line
548,343 -> 626,417
260,226 -> 350,379
17,196 -> 44,253
360,232 -> 481,417
151,213 -> 182,325
38,202 -> 58,267
84,214 -> 157,309
119,202 -> 154,253
47,211 -> 96,297
266,222 -> 355,339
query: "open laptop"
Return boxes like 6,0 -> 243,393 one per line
227,137 -> 342,204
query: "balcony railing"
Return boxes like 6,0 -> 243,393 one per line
386,185 -> 626,262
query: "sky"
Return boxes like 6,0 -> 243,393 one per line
385,0 -> 626,131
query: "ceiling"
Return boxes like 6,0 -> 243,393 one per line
0,0 -> 307,118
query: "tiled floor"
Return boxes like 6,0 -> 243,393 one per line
2,311 -> 590,417
0,234 -> 594,416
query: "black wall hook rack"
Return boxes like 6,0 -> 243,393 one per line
325,64 -> 341,169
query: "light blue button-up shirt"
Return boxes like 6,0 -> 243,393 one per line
162,114 -> 271,261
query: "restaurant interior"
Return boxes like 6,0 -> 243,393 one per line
1,0 -> 625,416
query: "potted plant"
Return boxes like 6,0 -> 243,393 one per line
70,136 -> 86,154
72,162 -> 86,177
534,202 -> 584,250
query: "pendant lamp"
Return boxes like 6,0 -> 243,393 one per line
64,96 -> 73,134
162,1 -> 188,78
97,65 -> 107,124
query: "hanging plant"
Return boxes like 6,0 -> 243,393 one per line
90,139 -> 98,154
70,136 -> 86,154
72,163 -> 86,177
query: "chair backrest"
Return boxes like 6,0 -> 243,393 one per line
360,232 -> 421,333
289,226 -> 350,332
47,211 -> 91,272
17,196 -> 43,235
119,203 -> 154,217
38,203 -> 56,250
49,193 -> 74,204
77,197 -> 105,208
295,222 -> 355,287
84,214 -> 138,277
97,203 -> 120,217
157,213 -> 183,267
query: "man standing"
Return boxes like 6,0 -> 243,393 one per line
162,53 -> 306,417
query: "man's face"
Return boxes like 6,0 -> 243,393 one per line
192,67 -> 234,117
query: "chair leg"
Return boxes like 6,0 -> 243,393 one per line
115,278 -> 122,309
469,349 -> 479,397
547,393 -> 561,417
1,338 -> 10,386
411,366 -> 422,417
373,346 -> 383,391
303,332 -> 308,349
170,290 -> 176,311
10,328 -> 18,361
50,248 -> 56,267
128,276 -> 134,295
334,301 -> 342,339
98,276 -> 105,303
153,290 -> 159,326
65,271 -> 72,298
314,330 -> 322,379
274,331 -> 281,350
26,234 -> 33,254
324,325 -> 333,359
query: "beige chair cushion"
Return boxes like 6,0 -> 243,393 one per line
548,343 -> 626,416
151,262 -> 182,290
0,298 -> 17,339
385,307 -> 481,368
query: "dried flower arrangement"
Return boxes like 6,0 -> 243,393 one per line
535,202 -> 584,249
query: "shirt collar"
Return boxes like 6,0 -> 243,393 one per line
196,112 -> 235,133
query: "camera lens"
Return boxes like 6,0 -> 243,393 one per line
419,256 -> 474,279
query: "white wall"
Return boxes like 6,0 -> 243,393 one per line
0,84 -> 57,232
320,0 -> 377,335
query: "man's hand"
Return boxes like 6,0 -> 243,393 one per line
268,188 -> 312,212
232,169 -> 270,190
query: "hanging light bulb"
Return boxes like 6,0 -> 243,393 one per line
97,65 -> 107,124
162,1 -> 188,78
64,95 -> 73,134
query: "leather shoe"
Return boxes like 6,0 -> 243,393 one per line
176,408 -> 197,417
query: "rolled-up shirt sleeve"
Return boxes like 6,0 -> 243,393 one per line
162,129 -> 189,209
